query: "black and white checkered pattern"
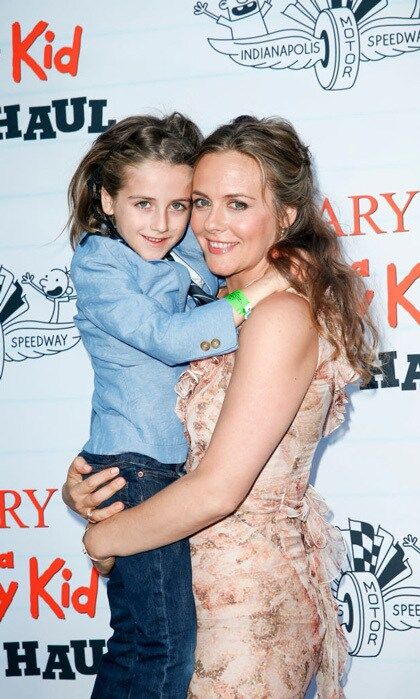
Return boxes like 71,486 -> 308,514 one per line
349,519 -> 382,573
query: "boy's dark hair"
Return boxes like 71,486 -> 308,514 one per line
68,113 -> 202,249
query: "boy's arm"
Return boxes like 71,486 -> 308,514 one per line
72,245 -> 239,367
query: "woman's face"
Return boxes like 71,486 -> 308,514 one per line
101,160 -> 192,260
191,151 -> 281,285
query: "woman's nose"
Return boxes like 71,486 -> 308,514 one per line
204,205 -> 226,233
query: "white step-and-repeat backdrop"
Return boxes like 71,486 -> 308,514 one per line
1,1 -> 419,696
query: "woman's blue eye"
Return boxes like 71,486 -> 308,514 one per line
136,200 -> 151,209
230,200 -> 247,210
193,198 -> 210,208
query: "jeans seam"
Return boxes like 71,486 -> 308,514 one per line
125,549 -> 170,698
157,547 -> 170,697
113,563 -> 137,697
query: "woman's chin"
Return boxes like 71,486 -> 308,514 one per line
205,256 -> 237,278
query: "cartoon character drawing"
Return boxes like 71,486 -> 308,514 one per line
21,268 -> 76,323
194,0 -> 272,38
0,264 -> 80,382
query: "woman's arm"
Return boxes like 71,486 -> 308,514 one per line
84,291 -> 319,560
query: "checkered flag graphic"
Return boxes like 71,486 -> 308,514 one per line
349,519 -> 382,573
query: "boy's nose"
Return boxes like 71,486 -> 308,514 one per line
151,210 -> 169,233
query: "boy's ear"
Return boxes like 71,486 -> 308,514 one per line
100,187 -> 114,216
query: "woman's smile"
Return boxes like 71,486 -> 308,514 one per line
206,239 -> 240,255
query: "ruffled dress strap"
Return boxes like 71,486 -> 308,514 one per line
175,354 -> 232,425
174,359 -> 206,425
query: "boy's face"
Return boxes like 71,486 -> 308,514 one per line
101,160 -> 192,260
219,0 -> 260,21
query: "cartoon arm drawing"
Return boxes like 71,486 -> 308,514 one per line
261,1 -> 272,18
194,2 -> 219,20
194,1 -> 273,35
194,1 -> 232,28
21,272 -> 44,295
403,534 -> 420,555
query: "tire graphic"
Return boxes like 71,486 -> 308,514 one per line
315,8 -> 360,90
337,571 -> 386,657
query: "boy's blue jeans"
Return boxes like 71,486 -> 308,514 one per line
81,451 -> 196,699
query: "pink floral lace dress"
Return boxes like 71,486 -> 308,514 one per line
176,332 -> 356,699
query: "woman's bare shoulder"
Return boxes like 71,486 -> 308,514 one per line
247,290 -> 314,332
236,290 -> 318,368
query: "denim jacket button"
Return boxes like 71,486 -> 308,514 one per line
137,470 -> 144,478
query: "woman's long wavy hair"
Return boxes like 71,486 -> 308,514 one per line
196,116 -> 378,383
68,113 -> 202,249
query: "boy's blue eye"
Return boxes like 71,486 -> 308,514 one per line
171,202 -> 188,211
136,200 -> 151,209
193,198 -> 210,208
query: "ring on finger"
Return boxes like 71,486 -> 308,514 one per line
86,508 -> 95,523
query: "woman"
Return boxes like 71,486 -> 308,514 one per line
65,116 -> 377,697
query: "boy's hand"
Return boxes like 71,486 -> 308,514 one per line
258,265 -> 290,296
240,265 -> 289,316
62,456 -> 126,522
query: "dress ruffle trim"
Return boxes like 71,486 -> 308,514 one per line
322,354 -> 358,437
299,485 -> 347,584
302,486 -> 349,697
175,355 -> 232,424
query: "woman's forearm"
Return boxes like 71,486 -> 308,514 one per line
84,469 -> 234,560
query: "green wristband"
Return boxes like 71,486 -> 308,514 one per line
225,289 -> 252,319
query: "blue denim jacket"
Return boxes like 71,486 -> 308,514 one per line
71,227 -> 238,462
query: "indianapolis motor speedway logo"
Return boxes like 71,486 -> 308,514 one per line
333,519 -> 420,657
0,265 -> 80,381
194,0 -> 420,90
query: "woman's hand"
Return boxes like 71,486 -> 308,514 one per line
62,456 -> 126,522
92,556 -> 115,576
83,523 -> 116,576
